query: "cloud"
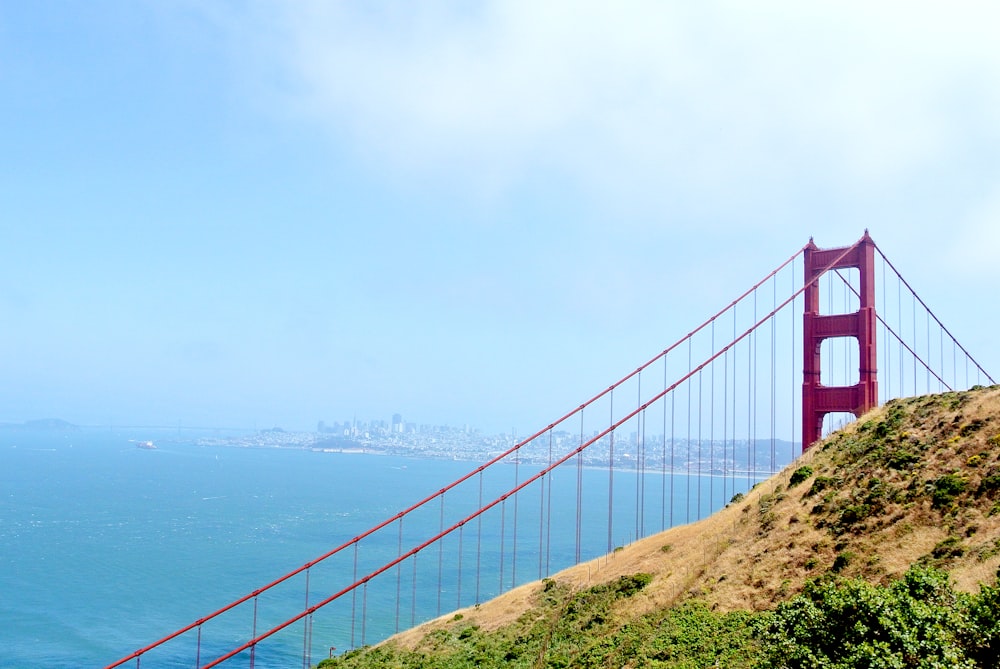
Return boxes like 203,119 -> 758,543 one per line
947,183 -> 1000,276
209,1 -> 996,212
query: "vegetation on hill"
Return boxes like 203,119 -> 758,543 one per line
321,565 -> 1000,668
318,386 -> 1000,668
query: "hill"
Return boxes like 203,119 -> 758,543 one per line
0,418 -> 78,430
321,386 -> 1000,668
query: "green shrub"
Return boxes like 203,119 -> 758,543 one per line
615,573 -> 653,596
805,476 -> 839,497
789,465 -> 814,487
760,566 -> 979,669
933,473 -> 968,508
887,450 -> 920,470
960,420 -> 986,437
979,474 -> 1000,496
837,504 -> 873,530
931,536 -> 966,560
831,551 -> 854,573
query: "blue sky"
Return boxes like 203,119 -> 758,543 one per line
1,1 -> 998,433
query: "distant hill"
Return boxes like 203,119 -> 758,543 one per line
323,385 -> 1000,668
0,418 -> 78,430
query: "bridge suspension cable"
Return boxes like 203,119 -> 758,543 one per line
872,242 -> 995,395
104,233 -> 993,669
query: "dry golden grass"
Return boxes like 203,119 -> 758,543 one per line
392,386 -> 1000,651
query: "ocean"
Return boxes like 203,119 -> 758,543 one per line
0,427 -> 768,668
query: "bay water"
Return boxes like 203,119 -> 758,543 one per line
0,427 -> 766,668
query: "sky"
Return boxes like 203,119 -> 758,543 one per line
1,1 -> 998,434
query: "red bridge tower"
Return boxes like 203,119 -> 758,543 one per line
802,231 -> 878,449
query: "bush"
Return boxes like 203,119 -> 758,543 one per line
979,474 -> 1000,496
831,551 -> 854,573
614,573 -> 653,597
933,473 -> 968,508
789,465 -> 814,487
760,566 -> 978,668
930,536 -> 966,560
887,450 -> 920,470
805,476 -> 839,497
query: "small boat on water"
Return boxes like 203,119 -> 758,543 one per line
136,440 -> 157,450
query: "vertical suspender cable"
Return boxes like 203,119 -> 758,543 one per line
635,372 -> 646,541
733,301 -> 739,495
639,407 -> 646,539
896,275 -> 906,397
952,339 -> 957,391
456,524 -> 464,610
360,583 -> 368,647
710,321 -> 716,513
250,596 -> 258,669
754,286 -> 759,474
498,500 -> 506,593
411,555 -> 417,627
350,545 -> 358,648
687,338 -> 693,523
395,519 -> 403,633
437,495 -> 444,617
545,430 -> 553,577
747,308 -> 752,488
747,291 -> 754,471
306,614 -> 313,669
670,384 -> 676,529
635,373 -> 642,541
512,446 -> 519,589
939,321 -> 944,392
926,309 -> 931,393
882,256 -> 890,400
302,567 -> 311,669
537,436 -> 546,580
697,368 -> 703,520
723,338 -> 729,504
576,410 -> 584,563
771,276 -> 776,472
912,292 -> 917,396
684,338 -> 694,523
791,266 -> 796,458
662,356 -> 668,532
475,471 -> 483,605
608,390 -> 615,554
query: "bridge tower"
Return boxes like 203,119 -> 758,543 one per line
802,231 -> 878,449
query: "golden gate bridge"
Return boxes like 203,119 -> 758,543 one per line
105,232 -> 994,668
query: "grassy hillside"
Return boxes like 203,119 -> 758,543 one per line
319,386 -> 1000,668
